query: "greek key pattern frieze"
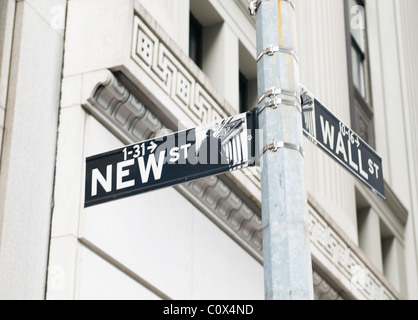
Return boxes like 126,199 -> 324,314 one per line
131,16 -> 227,126
308,206 -> 396,300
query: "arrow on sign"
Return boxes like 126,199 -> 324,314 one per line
147,141 -> 158,154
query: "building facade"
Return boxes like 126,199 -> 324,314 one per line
0,0 -> 417,300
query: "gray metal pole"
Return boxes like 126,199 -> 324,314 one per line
250,0 -> 314,300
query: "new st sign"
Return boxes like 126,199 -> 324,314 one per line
301,86 -> 385,200
84,112 -> 257,207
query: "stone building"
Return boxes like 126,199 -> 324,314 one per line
0,0 -> 417,300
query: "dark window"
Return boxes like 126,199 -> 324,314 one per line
345,0 -> 375,147
349,0 -> 367,99
189,13 -> 202,69
239,72 -> 248,113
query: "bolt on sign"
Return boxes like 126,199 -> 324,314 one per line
84,111 -> 257,207
301,86 -> 385,200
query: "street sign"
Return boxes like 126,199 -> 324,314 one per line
84,111 -> 257,207
301,86 -> 385,200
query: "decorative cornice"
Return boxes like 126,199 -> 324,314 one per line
313,271 -> 343,300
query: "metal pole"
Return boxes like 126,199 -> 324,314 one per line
250,0 -> 314,299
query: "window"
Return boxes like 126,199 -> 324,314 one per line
345,0 -> 375,147
349,0 -> 367,99
189,1 -> 256,113
239,42 -> 257,113
189,13 -> 203,68
355,188 -> 407,294
239,72 -> 248,113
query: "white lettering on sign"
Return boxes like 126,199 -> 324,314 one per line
347,141 -> 358,171
90,151 -> 166,196
335,131 -> 347,162
169,147 -> 180,163
180,143 -> 192,160
369,159 -> 380,179
358,149 -> 368,180
137,151 -> 165,184
91,165 -> 112,196
168,143 -> 192,163
117,159 -> 135,190
318,116 -> 380,181
320,115 -> 335,150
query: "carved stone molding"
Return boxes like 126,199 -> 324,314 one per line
313,271 -> 343,300
87,73 -> 169,143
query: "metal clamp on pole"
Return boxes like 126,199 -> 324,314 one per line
258,96 -> 282,115
258,87 -> 302,114
256,45 -> 299,63
260,140 -> 305,158
259,87 -> 298,102
258,87 -> 281,104
258,87 -> 281,115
